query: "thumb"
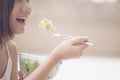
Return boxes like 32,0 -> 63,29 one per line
71,36 -> 88,45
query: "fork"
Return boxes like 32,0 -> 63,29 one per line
51,32 -> 93,46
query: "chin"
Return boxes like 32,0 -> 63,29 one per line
15,30 -> 24,34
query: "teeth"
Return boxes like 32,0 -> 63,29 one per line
17,17 -> 27,21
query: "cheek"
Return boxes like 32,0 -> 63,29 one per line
9,10 -> 25,34
9,16 -> 24,34
9,15 -> 15,32
9,15 -> 16,32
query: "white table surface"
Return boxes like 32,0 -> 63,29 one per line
52,56 -> 120,80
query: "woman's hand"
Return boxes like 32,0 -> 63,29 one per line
24,36 -> 89,80
51,36 -> 89,61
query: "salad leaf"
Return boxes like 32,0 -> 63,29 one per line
19,54 -> 60,78
39,18 -> 54,31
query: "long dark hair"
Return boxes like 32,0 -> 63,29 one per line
0,0 -> 15,44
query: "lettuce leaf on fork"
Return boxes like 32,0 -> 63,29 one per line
39,18 -> 93,46
39,18 -> 54,31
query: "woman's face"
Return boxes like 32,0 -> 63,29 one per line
9,0 -> 32,34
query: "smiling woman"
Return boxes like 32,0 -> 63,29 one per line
0,0 -> 32,79
0,0 -> 89,80
9,0 -> 32,34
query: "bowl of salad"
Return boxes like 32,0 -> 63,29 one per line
19,53 -> 61,79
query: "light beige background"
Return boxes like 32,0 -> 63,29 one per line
15,0 -> 120,57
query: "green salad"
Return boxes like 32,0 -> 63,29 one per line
19,54 -> 60,78
20,57 -> 40,74
39,18 -> 54,31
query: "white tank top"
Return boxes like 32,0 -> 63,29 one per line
0,42 -> 12,80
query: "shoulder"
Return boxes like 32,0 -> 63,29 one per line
7,40 -> 18,80
7,40 -> 18,60
8,40 -> 17,49
7,40 -> 18,53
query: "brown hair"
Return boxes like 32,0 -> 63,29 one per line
0,0 -> 15,44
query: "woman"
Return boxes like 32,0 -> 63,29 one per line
0,0 -> 88,80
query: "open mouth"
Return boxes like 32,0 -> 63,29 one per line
16,17 -> 26,25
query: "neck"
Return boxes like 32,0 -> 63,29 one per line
0,40 -> 6,52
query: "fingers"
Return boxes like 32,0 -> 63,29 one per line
71,36 -> 88,45
77,44 -> 88,56
72,44 -> 88,58
75,43 -> 88,52
80,44 -> 88,50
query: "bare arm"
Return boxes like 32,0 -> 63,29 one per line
24,53 -> 59,80
24,37 -> 88,80
8,40 -> 18,80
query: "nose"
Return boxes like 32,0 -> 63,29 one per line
21,2 -> 32,15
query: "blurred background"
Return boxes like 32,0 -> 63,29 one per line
15,0 -> 120,80
15,0 -> 120,57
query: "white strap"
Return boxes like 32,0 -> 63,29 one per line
5,42 -> 10,56
0,41 -> 12,80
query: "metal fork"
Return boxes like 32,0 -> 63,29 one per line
51,32 -> 93,46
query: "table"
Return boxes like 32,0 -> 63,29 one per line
52,56 -> 120,80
